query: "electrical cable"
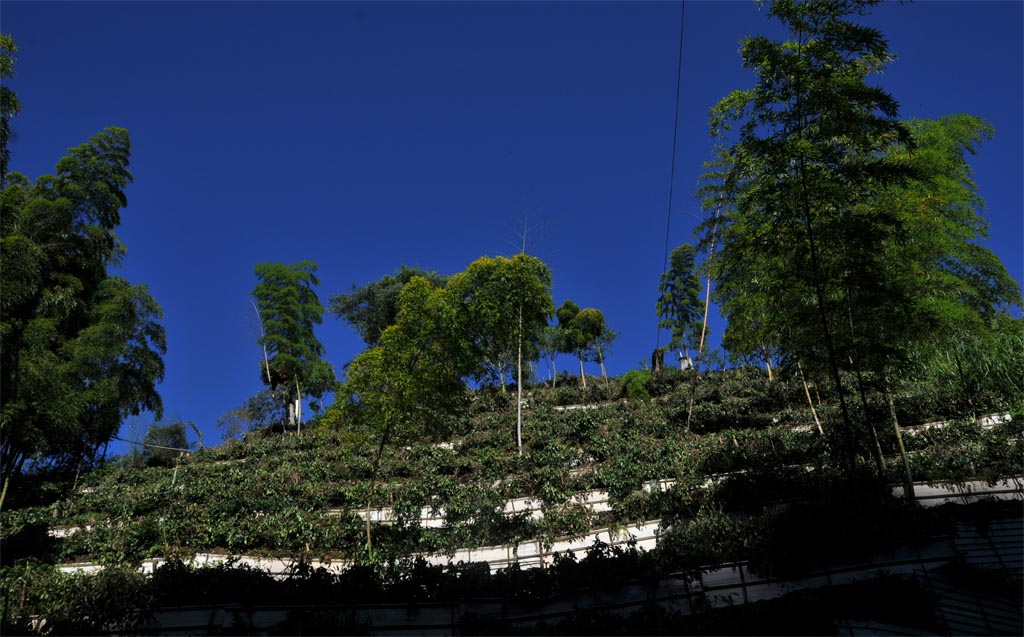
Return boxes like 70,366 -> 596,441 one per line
656,1 -> 687,350
112,435 -> 191,453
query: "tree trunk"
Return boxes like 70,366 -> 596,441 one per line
597,345 -> 608,386
952,348 -> 976,419
517,305 -> 524,455
71,458 -> 83,495
365,415 -> 394,559
797,163 -> 857,471
798,360 -> 824,436
885,378 -> 914,501
577,352 -> 587,389
685,267 -> 715,430
851,362 -> 885,479
0,453 -> 25,511
0,473 -> 10,512
295,382 -> 302,436
251,298 -> 273,387
844,292 -> 884,477
763,345 -> 773,381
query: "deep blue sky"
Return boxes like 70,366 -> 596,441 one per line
5,1 -> 1022,451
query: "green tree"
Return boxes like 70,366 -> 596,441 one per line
338,275 -> 473,556
329,266 -> 447,347
537,324 -> 562,388
556,301 -> 614,389
447,255 -> 554,390
868,115 -> 1022,415
656,244 -> 705,368
697,0 -> 914,468
0,35 -> 20,184
556,300 -> 584,385
252,261 -> 334,433
447,254 -> 554,453
576,308 -> 615,385
0,125 -> 165,508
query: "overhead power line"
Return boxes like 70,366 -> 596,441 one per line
112,435 -> 191,453
656,1 -> 687,350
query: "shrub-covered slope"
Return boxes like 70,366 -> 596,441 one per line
3,367 -> 1020,570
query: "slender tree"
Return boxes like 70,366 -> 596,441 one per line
537,325 -> 562,388
555,302 -> 614,389
252,261 -> 333,432
697,0 -> 914,469
656,244 -> 705,368
448,255 -> 553,390
555,301 -> 585,387
142,420 -> 191,467
447,254 -> 554,452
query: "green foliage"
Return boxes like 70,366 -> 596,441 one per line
697,0 -> 1020,472
252,261 -> 334,423
0,34 -> 19,184
656,244 -> 704,360
330,265 -> 447,347
217,390 -> 286,440
340,275 -> 474,442
699,0 -> 913,377
4,536 -> 974,636
555,300 -> 615,386
1,365 -> 1020,625
1,561 -> 149,634
1,124 -> 165,491
447,254 -> 554,389
855,115 -> 1023,386
621,370 -> 652,402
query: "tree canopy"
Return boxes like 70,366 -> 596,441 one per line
697,0 -> 918,463
0,34 -> 20,184
1,121 -> 166,506
330,266 -> 447,347
656,244 -> 705,366
555,301 -> 615,388
447,254 -> 554,390
697,0 -> 1021,470
252,261 -> 334,428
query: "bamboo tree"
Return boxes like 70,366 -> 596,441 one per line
251,261 -> 333,431
2,123 -> 166,503
656,244 -> 705,369
696,0 -> 916,469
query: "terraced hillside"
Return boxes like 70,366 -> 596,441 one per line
2,368 -> 1022,634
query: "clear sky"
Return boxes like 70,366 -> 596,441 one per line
5,1 -> 1022,451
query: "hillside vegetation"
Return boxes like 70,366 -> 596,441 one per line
2,363 -> 1022,634
4,367 -> 1020,567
